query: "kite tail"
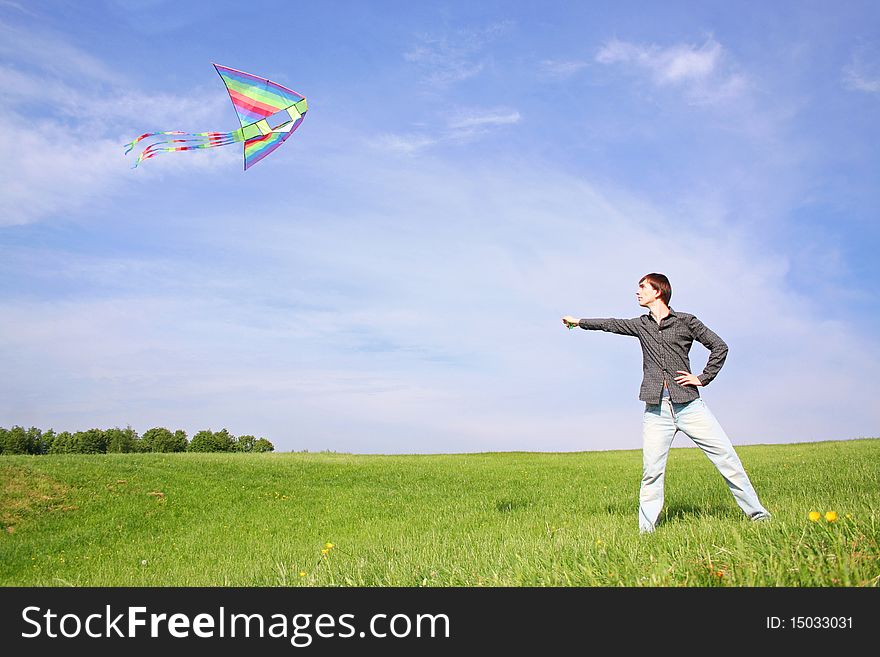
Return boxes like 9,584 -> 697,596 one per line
123,131 -> 186,155
124,130 -> 242,168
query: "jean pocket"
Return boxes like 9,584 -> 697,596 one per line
644,403 -> 662,416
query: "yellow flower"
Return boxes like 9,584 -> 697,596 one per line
808,511 -> 821,522
299,571 -> 306,577
824,511 -> 838,522
325,542 -> 334,549
321,548 -> 329,555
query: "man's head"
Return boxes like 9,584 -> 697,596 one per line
637,273 -> 672,308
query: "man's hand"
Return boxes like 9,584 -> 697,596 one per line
562,315 -> 578,329
675,370 -> 703,387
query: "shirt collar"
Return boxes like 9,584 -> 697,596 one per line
645,307 -> 677,322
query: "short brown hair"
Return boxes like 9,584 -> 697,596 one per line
639,273 -> 672,305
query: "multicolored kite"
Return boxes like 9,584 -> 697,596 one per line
125,64 -> 308,170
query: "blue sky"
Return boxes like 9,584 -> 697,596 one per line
1,0 -> 878,453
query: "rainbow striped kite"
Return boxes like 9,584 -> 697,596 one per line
125,64 -> 308,170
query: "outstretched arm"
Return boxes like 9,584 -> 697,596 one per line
561,315 -> 640,336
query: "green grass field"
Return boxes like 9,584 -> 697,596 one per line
1,439 -> 878,586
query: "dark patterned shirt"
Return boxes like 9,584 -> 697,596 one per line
577,309 -> 728,404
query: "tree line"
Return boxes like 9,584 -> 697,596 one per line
0,426 -> 275,455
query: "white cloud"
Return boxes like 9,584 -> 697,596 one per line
371,107 -> 521,154
447,109 -> 521,131
595,36 -> 747,105
405,43 -> 484,86
2,17 -> 875,457
0,112 -> 122,227
0,21 -> 241,226
656,41 -> 721,83
0,102 -> 235,227
4,153 -> 877,453
0,1 -> 37,16
541,59 -> 589,79
404,21 -> 512,87
846,74 -> 880,93
596,38 -> 720,83
0,21 -> 121,85
370,132 -> 438,154
843,44 -> 880,94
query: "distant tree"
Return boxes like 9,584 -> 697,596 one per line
186,430 -> 205,451
0,426 -> 50,454
26,427 -> 44,454
0,425 -> 264,455
125,426 -> 143,452
252,438 -> 275,453
213,428 -> 235,452
1,426 -> 31,454
48,431 -> 75,454
187,430 -> 212,452
72,429 -> 107,454
188,429 -> 234,452
142,427 -> 186,452
234,435 -> 256,452
38,429 -> 56,454
106,426 -> 139,453
172,429 -> 188,452
140,427 -> 165,452
152,428 -> 187,452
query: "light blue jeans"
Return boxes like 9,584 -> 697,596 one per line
639,397 -> 770,533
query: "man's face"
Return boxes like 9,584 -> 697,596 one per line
636,279 -> 659,307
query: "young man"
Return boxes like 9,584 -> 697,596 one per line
562,273 -> 770,533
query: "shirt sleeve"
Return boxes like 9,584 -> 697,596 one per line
688,315 -> 729,385
578,318 -> 640,336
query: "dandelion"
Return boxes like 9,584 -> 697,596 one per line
299,571 -> 307,577
321,548 -> 329,556
824,511 -> 838,522
808,511 -> 821,522
325,543 -> 334,549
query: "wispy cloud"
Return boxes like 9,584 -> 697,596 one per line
404,21 -> 512,87
447,108 -> 521,133
2,7 -> 876,456
0,20 -> 121,85
0,0 -> 37,16
596,36 -> 747,104
597,38 -> 720,83
371,107 -> 521,154
540,59 -> 589,79
4,153 -> 878,452
0,20 -> 236,226
371,132 -> 438,155
0,112 -> 123,227
843,43 -> 880,94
